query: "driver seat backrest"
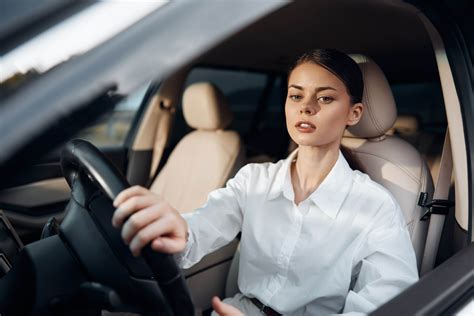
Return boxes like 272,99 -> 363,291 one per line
150,82 -> 245,212
225,55 -> 433,297
342,55 -> 433,271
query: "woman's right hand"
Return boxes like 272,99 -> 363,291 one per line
111,185 -> 188,256
212,297 -> 244,316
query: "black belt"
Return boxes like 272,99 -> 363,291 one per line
249,297 -> 282,316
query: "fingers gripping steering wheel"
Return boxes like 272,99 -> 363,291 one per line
59,139 -> 194,315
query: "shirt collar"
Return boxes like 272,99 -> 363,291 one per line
267,149 -> 354,219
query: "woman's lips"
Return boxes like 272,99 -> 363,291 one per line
295,121 -> 316,133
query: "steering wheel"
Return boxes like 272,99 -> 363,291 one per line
0,139 -> 194,316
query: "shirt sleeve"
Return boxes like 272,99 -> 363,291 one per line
176,164 -> 252,269
340,200 -> 419,315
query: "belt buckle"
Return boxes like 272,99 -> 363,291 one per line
260,303 -> 267,315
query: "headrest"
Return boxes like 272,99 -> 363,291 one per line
182,82 -> 233,130
345,55 -> 397,139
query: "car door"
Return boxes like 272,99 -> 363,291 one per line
372,0 -> 474,314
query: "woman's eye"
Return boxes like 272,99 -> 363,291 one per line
317,96 -> 334,104
289,95 -> 302,101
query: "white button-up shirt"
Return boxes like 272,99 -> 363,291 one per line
179,150 -> 419,315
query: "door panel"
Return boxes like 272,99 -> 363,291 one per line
0,146 -> 128,242
0,178 -> 69,209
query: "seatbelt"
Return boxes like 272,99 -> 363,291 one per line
420,128 -> 454,275
147,67 -> 188,185
149,99 -> 175,180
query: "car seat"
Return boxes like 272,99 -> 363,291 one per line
145,82 -> 245,310
342,54 -> 434,270
149,82 -> 245,212
126,68 -> 189,187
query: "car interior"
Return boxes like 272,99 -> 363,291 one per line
0,0 -> 471,315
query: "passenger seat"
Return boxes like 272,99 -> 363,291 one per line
148,82 -> 244,311
150,82 -> 245,212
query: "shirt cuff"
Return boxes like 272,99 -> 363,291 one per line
174,224 -> 194,268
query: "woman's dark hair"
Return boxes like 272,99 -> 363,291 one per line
289,49 -> 364,104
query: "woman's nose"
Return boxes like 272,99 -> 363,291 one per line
299,103 -> 317,115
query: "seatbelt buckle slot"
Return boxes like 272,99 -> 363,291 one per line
418,192 -> 454,221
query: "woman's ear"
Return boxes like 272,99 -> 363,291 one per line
347,103 -> 364,126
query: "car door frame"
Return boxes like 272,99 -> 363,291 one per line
372,0 -> 474,314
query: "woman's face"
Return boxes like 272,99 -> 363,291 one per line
285,62 -> 363,149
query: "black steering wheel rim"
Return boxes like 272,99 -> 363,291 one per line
60,139 -> 129,204
59,139 -> 194,315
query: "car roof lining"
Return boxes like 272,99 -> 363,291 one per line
198,0 -> 438,84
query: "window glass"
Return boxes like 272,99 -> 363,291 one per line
390,81 -> 446,172
75,84 -> 148,147
263,76 -> 286,130
391,82 -> 446,133
1,0 -> 166,87
247,75 -> 289,158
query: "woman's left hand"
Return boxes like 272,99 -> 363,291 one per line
212,296 -> 244,316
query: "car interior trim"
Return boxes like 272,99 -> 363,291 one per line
3,208 -> 67,229
417,11 -> 469,231
126,149 -> 153,187
0,178 -> 69,208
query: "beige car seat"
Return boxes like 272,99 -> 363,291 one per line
150,82 -> 245,213
126,67 -> 189,187
342,54 -> 434,270
225,55 -> 434,297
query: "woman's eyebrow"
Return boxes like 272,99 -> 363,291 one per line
288,84 -> 303,90
315,86 -> 337,93
288,84 -> 337,92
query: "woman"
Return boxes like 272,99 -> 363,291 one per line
112,49 -> 418,315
